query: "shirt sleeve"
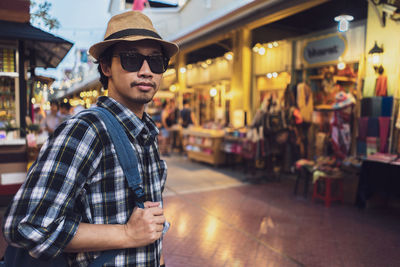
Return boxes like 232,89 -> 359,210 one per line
2,117 -> 103,260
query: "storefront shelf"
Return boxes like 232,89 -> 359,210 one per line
183,128 -> 226,167
187,143 -> 213,149
309,75 -> 356,83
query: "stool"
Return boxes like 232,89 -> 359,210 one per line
312,175 -> 344,207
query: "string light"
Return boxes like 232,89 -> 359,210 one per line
224,52 -> 233,61
209,87 -> 217,97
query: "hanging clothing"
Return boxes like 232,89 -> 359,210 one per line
366,137 -> 378,156
375,74 -> 388,97
358,117 -> 369,141
371,97 -> 382,117
367,117 -> 379,137
297,82 -> 313,122
361,97 -> 373,117
378,117 -> 391,153
381,96 -> 393,117
357,140 -> 367,155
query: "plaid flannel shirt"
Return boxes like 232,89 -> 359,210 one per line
2,96 -> 167,266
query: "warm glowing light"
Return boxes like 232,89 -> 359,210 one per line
204,217 -> 218,240
267,73 -> 273,79
267,43 -> 273,49
226,91 -> 234,100
372,54 -> 380,65
170,84 -> 178,92
63,98 -> 68,103
206,59 -> 212,65
201,62 -> 208,68
31,98 -> 36,104
179,67 -> 186,73
272,72 -> 278,78
210,88 -> 217,97
258,47 -> 266,55
337,62 -> 346,70
93,90 -> 98,97
187,64 -> 193,70
177,215 -> 188,237
334,14 -> 353,33
252,46 -> 259,53
273,41 -> 278,47
224,52 -> 233,61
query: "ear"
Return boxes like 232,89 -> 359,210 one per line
100,61 -> 112,77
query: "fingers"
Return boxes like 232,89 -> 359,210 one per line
144,201 -> 160,208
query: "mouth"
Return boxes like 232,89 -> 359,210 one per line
131,82 -> 155,92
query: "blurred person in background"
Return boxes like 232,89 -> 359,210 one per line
40,100 -> 62,135
59,101 -> 72,121
160,100 -> 171,155
180,99 -> 197,128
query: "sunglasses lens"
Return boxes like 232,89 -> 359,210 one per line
147,55 -> 167,74
120,53 -> 168,74
120,54 -> 144,72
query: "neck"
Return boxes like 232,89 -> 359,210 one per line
108,93 -> 145,119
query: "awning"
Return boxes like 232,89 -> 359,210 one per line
0,20 -> 73,68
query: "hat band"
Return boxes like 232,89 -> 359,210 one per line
105,29 -> 162,41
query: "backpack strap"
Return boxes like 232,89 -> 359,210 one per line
91,107 -> 145,208
87,107 -> 147,267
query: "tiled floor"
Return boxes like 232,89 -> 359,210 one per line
162,155 -> 400,267
0,155 -> 399,267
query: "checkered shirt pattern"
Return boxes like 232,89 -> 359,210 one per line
2,96 -> 167,266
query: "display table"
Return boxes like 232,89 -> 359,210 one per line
182,128 -> 225,166
356,159 -> 400,208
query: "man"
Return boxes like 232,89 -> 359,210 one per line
180,99 -> 197,128
41,100 -> 62,134
2,11 -> 178,267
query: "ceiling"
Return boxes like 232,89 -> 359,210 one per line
252,0 -> 368,45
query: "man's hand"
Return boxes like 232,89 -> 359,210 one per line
124,201 -> 165,247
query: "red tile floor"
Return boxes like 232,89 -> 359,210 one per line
163,181 -> 400,267
0,155 -> 399,267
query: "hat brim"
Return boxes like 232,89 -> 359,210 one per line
89,35 -> 179,60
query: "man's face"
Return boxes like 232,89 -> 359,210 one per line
102,40 -> 164,109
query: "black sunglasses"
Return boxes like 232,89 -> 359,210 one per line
116,52 -> 169,74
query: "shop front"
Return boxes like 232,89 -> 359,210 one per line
0,2 -> 73,194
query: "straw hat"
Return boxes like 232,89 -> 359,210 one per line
89,11 -> 179,60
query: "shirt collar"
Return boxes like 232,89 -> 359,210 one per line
96,96 -> 159,141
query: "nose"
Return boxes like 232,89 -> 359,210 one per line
137,59 -> 153,77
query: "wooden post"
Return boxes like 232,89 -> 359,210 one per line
18,40 -> 27,137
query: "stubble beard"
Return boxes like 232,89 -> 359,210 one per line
130,81 -> 158,104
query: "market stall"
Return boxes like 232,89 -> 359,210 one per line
0,6 -> 73,193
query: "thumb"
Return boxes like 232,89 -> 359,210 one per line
143,201 -> 161,208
